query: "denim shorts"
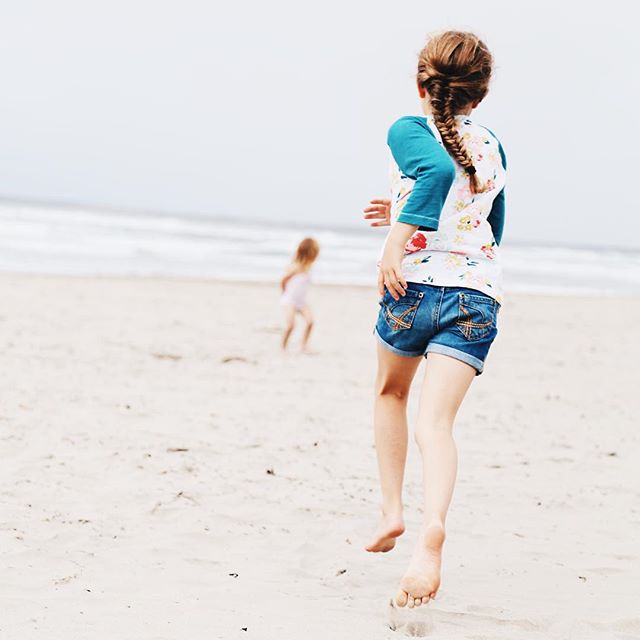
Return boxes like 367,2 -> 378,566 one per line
374,283 -> 500,374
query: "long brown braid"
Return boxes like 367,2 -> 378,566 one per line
417,31 -> 493,194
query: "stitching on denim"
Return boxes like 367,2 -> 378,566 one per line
457,298 -> 493,340
433,287 -> 444,333
461,292 -> 496,306
384,304 -> 417,330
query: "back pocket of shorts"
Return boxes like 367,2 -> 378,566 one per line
455,292 -> 496,341
382,290 -> 424,331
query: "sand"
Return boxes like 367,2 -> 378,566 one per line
0,274 -> 638,639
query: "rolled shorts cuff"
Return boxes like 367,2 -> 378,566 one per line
425,342 -> 485,375
374,328 -> 424,358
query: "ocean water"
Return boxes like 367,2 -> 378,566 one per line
1,200 -> 639,297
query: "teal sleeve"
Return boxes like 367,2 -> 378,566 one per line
387,116 -> 456,231
487,188 -> 505,245
486,135 -> 507,245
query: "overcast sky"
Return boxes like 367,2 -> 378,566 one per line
0,1 -> 638,248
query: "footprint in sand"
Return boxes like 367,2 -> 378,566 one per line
387,599 -> 434,637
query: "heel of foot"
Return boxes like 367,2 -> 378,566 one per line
365,516 -> 405,553
422,523 -> 445,550
396,524 -> 444,605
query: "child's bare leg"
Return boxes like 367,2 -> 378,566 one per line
281,305 -> 296,350
396,353 -> 475,607
366,344 -> 421,552
299,306 -> 314,353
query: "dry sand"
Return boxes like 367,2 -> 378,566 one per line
0,274 -> 638,639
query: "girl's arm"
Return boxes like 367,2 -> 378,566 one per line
280,266 -> 298,292
378,222 -> 417,300
483,128 -> 507,245
379,117 -> 456,300
487,188 -> 505,245
387,116 -> 456,231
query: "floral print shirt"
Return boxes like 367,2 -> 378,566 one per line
385,115 -> 507,303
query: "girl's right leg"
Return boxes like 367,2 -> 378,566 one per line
366,343 -> 422,552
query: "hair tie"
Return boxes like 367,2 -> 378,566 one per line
465,166 -> 477,176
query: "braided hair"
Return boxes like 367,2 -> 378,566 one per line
417,32 -> 493,194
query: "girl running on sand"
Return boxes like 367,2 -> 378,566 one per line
363,31 -> 507,608
280,237 -> 320,353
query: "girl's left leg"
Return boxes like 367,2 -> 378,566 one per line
299,306 -> 314,353
395,352 -> 476,608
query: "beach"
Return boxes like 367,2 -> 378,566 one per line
1,273 -> 638,639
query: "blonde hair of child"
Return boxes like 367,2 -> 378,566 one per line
293,237 -> 320,270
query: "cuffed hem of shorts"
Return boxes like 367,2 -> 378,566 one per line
425,342 -> 485,375
374,328 -> 424,358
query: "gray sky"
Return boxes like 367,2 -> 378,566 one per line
0,1 -> 638,248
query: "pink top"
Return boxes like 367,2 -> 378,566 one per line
281,272 -> 310,310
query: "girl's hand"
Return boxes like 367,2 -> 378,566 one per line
363,198 -> 391,227
378,243 -> 408,300
377,222 -> 417,300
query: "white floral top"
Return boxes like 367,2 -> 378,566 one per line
385,114 -> 507,303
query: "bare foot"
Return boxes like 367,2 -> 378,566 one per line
365,513 -> 405,553
395,523 -> 445,607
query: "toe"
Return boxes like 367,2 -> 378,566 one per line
422,596 -> 429,605
395,590 -> 408,607
407,597 -> 415,608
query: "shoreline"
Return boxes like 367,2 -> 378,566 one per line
0,270 -> 636,300
2,196 -> 640,254
2,203 -> 640,298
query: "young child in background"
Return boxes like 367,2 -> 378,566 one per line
280,237 -> 320,353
